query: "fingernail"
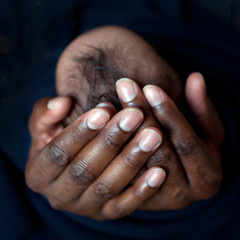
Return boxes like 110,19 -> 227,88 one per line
147,168 -> 166,188
196,72 -> 204,81
95,102 -> 110,108
87,109 -> 110,130
119,109 -> 143,132
138,129 -> 162,152
116,78 -> 137,103
143,86 -> 163,107
47,97 -> 65,110
196,72 -> 206,89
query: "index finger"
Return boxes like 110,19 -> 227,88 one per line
143,85 -> 221,184
25,104 -> 115,190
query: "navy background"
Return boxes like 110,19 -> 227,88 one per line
0,1 -> 240,239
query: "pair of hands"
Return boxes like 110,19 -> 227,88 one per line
25,73 -> 225,220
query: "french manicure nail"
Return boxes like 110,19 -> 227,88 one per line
143,86 -> 163,107
138,129 -> 162,152
116,78 -> 137,103
87,109 -> 110,130
47,97 -> 65,110
147,168 -> 166,188
119,109 -> 143,132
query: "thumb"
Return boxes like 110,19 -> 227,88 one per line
185,72 -> 225,145
29,96 -> 72,142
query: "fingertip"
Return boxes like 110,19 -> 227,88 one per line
185,72 -> 207,117
185,72 -> 206,98
47,96 -> 71,110
185,73 -> 225,142
115,78 -> 137,103
119,108 -> 143,132
146,167 -> 166,188
95,102 -> 117,115
86,108 -> 110,130
142,85 -> 164,107
95,102 -> 112,108
29,97 -> 72,138
44,96 -> 72,124
138,128 -> 162,152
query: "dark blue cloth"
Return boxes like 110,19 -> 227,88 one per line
1,1 -> 240,239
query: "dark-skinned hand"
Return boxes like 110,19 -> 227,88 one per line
116,73 -> 225,210
25,72 -> 224,220
26,97 -> 165,220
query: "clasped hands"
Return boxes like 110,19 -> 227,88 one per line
25,73 -> 225,220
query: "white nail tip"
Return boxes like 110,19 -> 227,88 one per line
47,97 -> 65,110
147,168 -> 166,188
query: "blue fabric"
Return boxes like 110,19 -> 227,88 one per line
0,0 -> 240,239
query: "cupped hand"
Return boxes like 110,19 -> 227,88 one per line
25,97 -> 166,220
116,73 -> 225,210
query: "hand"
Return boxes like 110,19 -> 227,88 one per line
116,73 -> 225,210
25,97 -> 166,220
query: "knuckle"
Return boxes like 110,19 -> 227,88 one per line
25,174 -> 39,192
196,170 -> 222,199
53,184 -> 75,205
175,135 -> 198,157
101,130 -> 123,150
113,204 -> 130,219
122,151 -> 142,170
170,187 -> 191,209
45,142 -> 70,167
25,167 -> 42,192
147,148 -> 171,167
49,197 -> 65,211
133,189 -> 145,202
155,100 -> 170,114
68,161 -> 95,185
154,101 -> 176,123
94,181 -> 117,203
68,125 -> 89,144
